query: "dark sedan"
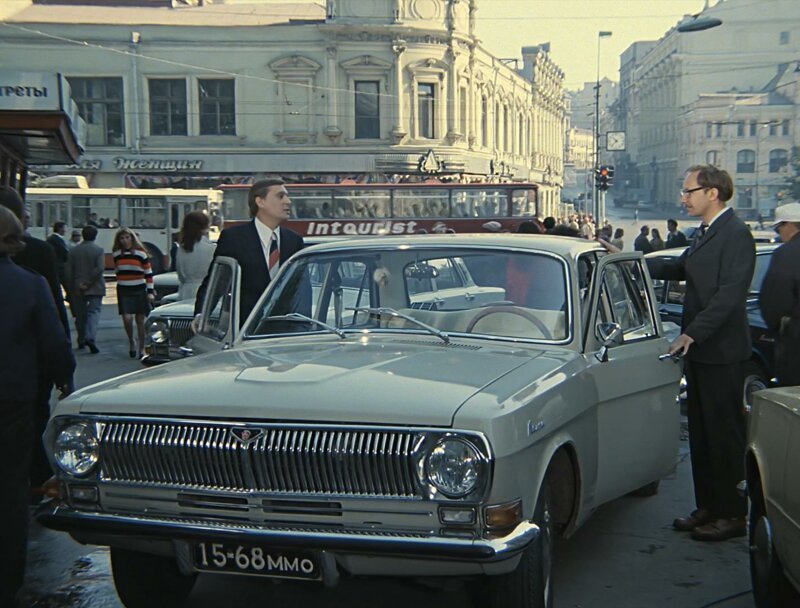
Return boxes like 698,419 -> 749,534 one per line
645,243 -> 779,410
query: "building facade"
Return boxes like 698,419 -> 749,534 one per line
679,69 -> 798,219
619,0 -> 800,210
0,0 -> 567,217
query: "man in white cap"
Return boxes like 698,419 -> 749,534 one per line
759,201 -> 800,386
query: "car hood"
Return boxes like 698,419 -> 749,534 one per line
150,298 -> 195,317
70,336 -> 561,427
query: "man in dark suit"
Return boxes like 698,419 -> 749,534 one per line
665,218 -> 688,249
646,165 -> 755,542
194,179 -> 304,328
759,202 -> 800,387
47,220 -> 71,304
633,225 -> 654,254
0,186 -> 74,493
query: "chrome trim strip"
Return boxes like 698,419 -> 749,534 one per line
37,503 -> 537,562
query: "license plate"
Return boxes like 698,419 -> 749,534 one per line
193,542 -> 320,580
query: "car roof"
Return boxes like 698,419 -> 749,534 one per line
299,233 -> 606,259
644,242 -> 779,259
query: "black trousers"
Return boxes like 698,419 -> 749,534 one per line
29,381 -> 53,488
0,400 -> 34,608
684,359 -> 747,519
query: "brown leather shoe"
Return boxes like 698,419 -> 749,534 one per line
673,509 -> 711,531
690,517 -> 746,541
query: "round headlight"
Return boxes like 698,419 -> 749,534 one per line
54,423 -> 99,476
425,438 -> 482,498
148,319 -> 169,344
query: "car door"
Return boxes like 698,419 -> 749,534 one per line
186,256 -> 241,354
585,252 -> 681,505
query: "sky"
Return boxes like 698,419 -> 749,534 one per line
474,0 -> 709,89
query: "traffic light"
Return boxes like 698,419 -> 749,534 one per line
595,165 -> 615,191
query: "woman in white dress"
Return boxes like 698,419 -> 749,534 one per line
175,211 -> 216,301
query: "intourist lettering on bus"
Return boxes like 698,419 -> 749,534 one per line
305,221 -> 418,236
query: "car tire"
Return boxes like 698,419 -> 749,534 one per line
110,547 -> 196,608
484,479 -> 554,608
743,361 -> 768,413
628,480 -> 660,497
749,476 -> 800,608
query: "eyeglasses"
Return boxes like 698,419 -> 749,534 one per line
680,186 -> 706,197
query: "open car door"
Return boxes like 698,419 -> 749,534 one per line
186,256 -> 241,355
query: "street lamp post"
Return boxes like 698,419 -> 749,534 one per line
593,31 -> 612,223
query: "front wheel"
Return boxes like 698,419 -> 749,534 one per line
483,480 -> 554,608
743,360 -> 768,414
749,476 -> 800,608
110,547 -> 196,608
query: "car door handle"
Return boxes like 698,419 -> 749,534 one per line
464,292 -> 475,301
658,352 -> 682,362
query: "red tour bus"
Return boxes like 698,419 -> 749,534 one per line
219,182 -> 539,236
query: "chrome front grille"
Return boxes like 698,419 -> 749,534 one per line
99,422 -> 423,498
168,318 -> 194,346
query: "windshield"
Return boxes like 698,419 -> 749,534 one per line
749,251 -> 775,295
245,248 -> 569,342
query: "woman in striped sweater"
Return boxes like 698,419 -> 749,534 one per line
112,228 -> 155,358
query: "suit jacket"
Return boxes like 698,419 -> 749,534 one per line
665,230 -> 688,249
634,234 -> 654,254
194,221 -> 305,325
13,235 -> 70,336
0,256 -> 75,401
68,240 -> 106,297
646,208 -> 755,364
47,233 -> 70,265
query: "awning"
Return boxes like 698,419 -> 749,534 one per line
0,110 -> 83,165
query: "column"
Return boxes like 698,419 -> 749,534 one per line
391,38 -> 407,144
324,45 -> 342,141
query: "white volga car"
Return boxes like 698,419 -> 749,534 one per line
39,235 -> 681,608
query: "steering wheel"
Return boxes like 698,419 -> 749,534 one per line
465,306 -> 553,339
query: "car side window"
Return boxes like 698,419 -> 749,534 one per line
597,260 -> 656,342
198,263 -> 234,340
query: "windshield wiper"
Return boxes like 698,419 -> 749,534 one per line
349,306 -> 450,344
266,313 -> 346,339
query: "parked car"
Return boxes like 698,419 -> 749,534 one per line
745,386 -> 800,607
645,243 -> 779,410
152,270 -> 179,306
38,234 -> 681,608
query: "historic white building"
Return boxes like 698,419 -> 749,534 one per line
618,0 -> 800,210
678,66 -> 798,218
0,0 -> 567,216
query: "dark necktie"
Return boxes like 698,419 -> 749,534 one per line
268,232 -> 280,279
697,223 -> 708,240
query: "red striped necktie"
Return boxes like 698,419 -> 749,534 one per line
268,232 -> 280,278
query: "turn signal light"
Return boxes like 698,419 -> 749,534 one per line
484,499 -> 523,530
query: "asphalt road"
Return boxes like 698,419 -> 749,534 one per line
19,291 -> 757,608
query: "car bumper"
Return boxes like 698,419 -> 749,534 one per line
37,501 -> 538,562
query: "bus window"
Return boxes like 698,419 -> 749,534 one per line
223,188 -> 249,220
394,189 -> 448,218
30,202 -> 46,229
74,196 -> 119,228
512,189 -> 535,216
122,197 -> 166,229
290,188 -> 333,219
334,189 -> 390,219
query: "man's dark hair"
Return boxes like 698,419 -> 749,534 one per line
81,225 -> 98,241
247,179 -> 285,217
0,185 -> 24,219
0,206 -> 25,255
53,220 -> 67,233
549,224 -> 581,238
686,164 -> 734,203
517,220 -> 542,234
667,218 -> 678,229
641,225 -> 650,234
543,216 -> 556,231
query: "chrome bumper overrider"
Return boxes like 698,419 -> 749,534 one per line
37,502 -> 538,561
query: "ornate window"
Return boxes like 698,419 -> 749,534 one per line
269,55 -> 322,144
769,149 -> 788,173
737,149 -> 755,173
706,150 -> 719,165
340,55 -> 391,142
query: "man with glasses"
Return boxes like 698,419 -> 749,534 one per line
759,202 -> 800,387
646,165 -> 755,542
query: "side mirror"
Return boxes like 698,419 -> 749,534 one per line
595,322 -> 622,362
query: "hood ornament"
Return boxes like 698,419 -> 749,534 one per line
231,427 -> 264,444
